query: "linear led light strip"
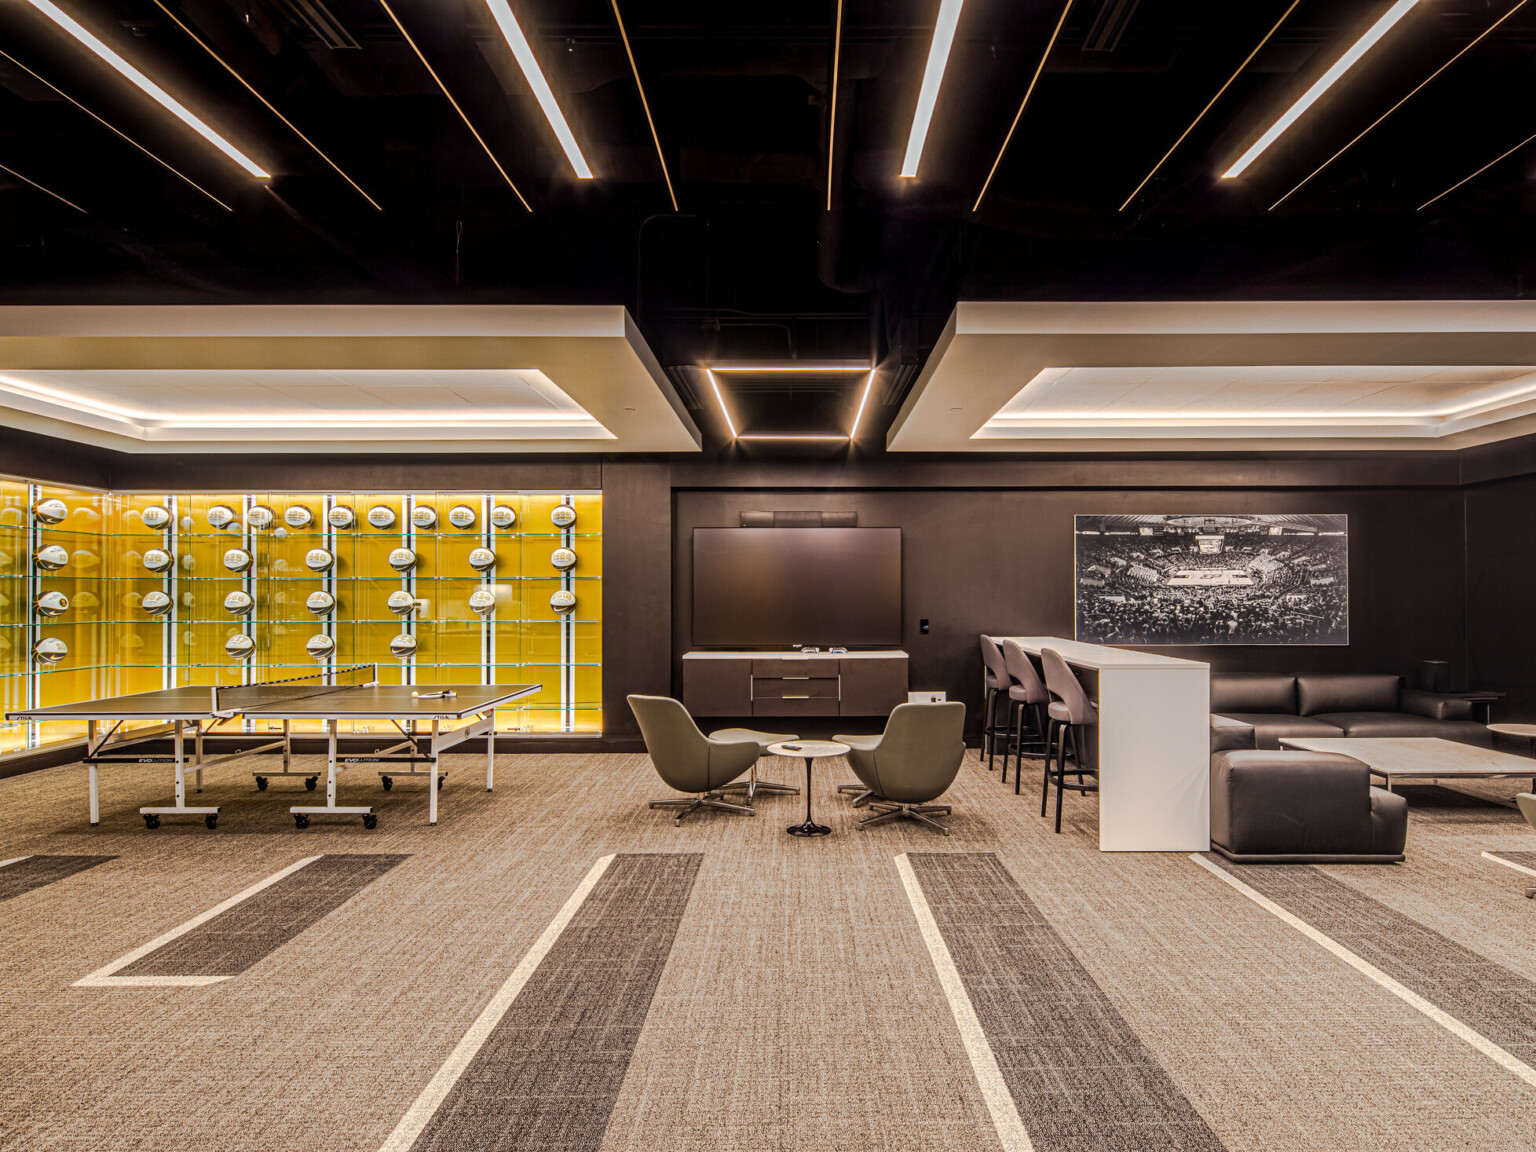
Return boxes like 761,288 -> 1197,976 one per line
826,0 -> 844,210
483,0 -> 593,179
991,368 -> 1536,422
0,373 -> 601,427
611,0 -> 675,209
1222,0 -> 1420,179
1272,0 -> 1531,210
149,0 -> 380,210
900,0 -> 965,178
708,367 -> 875,440
27,0 -> 268,179
971,0 -> 1073,211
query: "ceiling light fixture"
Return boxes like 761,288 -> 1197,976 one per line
611,0 -> 675,209
149,0 -> 381,210
376,0 -> 531,211
737,435 -> 852,442
1222,0 -> 1420,179
972,0 -> 1074,211
847,371 -> 876,440
1420,128 -> 1536,211
26,0 -> 268,178
706,369 -> 738,438
710,365 -> 869,374
0,48 -> 230,212
1118,0 -> 1301,211
483,0 -> 593,179
900,0 -> 966,178
826,0 -> 844,210
0,162 -> 86,214
1272,0 -> 1529,210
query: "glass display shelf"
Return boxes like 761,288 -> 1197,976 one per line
37,574 -> 603,582
24,530 -> 602,539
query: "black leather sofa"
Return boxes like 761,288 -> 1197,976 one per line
1209,673 -> 1491,751
1211,749 -> 1408,863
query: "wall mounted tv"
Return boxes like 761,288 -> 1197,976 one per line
692,527 -> 902,647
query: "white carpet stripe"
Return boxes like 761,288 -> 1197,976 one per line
895,853 -> 1034,1152
1191,854 -> 1536,1090
375,853 -> 616,1152
74,855 -> 323,988
1482,851 -> 1536,879
0,856 -> 31,869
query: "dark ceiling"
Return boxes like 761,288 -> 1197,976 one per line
2,0 -> 1535,434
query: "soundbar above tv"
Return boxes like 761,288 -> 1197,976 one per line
692,527 -> 902,647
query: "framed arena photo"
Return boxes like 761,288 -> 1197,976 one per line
1074,514 -> 1349,646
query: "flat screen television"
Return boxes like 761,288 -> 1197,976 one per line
692,527 -> 902,647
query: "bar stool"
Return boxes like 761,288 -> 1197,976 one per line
1000,640 -> 1049,790
1038,648 -> 1099,833
979,635 -> 1011,770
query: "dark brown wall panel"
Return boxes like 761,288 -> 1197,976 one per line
599,459 -> 673,740
675,487 -> 1467,737
1465,474 -> 1536,721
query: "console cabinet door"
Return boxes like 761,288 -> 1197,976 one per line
683,659 -> 752,715
839,658 -> 908,715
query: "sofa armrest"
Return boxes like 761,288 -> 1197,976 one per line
1211,750 -> 1375,856
1369,786 -> 1408,856
1210,714 -> 1256,753
1400,689 -> 1474,721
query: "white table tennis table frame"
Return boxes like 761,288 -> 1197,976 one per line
16,683 -> 538,829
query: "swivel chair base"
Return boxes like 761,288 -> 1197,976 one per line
721,772 -> 799,803
837,784 -> 878,807
1527,887 -> 1536,900
649,791 -> 756,826
858,802 -> 952,835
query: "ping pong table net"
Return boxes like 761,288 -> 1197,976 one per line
212,663 -> 378,715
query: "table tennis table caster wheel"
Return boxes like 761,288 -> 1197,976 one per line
143,814 -> 160,830
305,776 -> 318,791
380,776 -> 393,791
294,814 -> 310,829
255,776 -> 268,791
205,815 -> 218,830
362,814 -> 378,830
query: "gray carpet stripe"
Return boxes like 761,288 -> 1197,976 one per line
1211,858 -> 1536,1065
408,852 -> 703,1152
907,852 -> 1226,1152
0,856 -> 114,903
117,854 -> 407,978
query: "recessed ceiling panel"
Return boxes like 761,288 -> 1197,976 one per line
889,302 -> 1536,452
0,306 -> 700,453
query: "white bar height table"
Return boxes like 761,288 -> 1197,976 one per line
994,637 -> 1210,852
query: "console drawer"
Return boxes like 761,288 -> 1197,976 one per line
752,698 -> 840,717
752,658 -> 833,676
753,676 -> 839,700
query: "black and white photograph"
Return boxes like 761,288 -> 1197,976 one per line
1075,514 -> 1349,646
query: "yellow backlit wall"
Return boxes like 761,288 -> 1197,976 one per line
0,481 -> 601,751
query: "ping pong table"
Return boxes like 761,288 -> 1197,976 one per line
5,666 -> 539,830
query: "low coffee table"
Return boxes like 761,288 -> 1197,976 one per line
1278,736 -> 1536,793
768,740 -> 849,837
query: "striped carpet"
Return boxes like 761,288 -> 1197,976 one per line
0,749 -> 1534,1150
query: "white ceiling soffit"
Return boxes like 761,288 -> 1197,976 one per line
0,306 -> 701,454
888,301 -> 1536,452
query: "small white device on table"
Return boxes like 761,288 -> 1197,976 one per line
767,740 -> 850,838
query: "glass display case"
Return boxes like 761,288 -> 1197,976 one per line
0,481 -> 602,752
